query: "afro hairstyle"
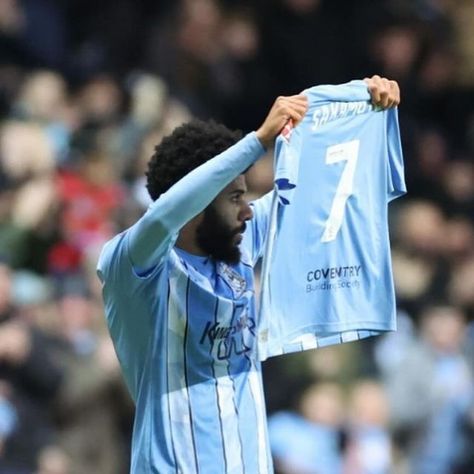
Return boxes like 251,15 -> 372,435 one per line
146,119 -> 243,201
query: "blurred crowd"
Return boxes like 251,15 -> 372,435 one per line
0,0 -> 473,473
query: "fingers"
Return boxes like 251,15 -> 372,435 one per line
256,94 -> 308,148
388,80 -> 400,107
365,75 -> 400,108
275,94 -> 308,125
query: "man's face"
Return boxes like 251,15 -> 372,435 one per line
197,175 -> 253,265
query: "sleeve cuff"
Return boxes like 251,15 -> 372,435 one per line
247,131 -> 267,157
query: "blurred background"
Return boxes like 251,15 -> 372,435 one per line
0,0 -> 473,472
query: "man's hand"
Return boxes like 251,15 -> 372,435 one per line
256,95 -> 308,148
364,75 -> 400,108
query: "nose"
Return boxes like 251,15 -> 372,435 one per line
240,201 -> 253,222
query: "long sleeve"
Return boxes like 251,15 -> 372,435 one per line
243,191 -> 274,265
127,132 -> 266,274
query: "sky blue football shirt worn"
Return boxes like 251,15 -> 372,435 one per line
258,80 -> 406,360
97,133 -> 274,473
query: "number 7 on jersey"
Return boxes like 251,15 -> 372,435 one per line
321,139 -> 360,242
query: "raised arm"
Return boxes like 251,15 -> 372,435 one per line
128,133 -> 265,273
128,95 -> 309,274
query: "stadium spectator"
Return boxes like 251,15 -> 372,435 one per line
0,260 -> 63,473
50,275 -> 133,474
343,379 -> 393,474
269,382 -> 344,474
383,305 -> 474,473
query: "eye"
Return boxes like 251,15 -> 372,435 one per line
230,192 -> 243,203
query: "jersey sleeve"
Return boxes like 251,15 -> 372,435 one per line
126,132 -> 266,276
273,126 -> 303,206
386,108 -> 407,202
242,191 -> 274,265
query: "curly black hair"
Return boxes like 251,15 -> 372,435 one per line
146,119 -> 242,201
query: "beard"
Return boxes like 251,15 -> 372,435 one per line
196,205 -> 245,265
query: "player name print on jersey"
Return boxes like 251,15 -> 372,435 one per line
258,80 -> 406,361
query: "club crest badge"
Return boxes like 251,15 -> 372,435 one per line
217,262 -> 247,298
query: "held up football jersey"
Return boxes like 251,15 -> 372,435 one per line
258,80 -> 406,360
